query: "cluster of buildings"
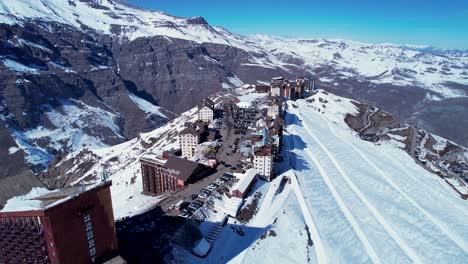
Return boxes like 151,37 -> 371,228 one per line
140,98 -> 219,196
255,76 -> 313,100
0,76 -> 309,263
239,98 -> 284,181
0,182 -> 123,264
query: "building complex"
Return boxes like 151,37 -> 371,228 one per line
0,182 -> 119,264
140,151 -> 212,196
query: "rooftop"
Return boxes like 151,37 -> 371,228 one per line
140,150 -> 167,165
232,169 -> 257,194
164,156 -> 204,182
0,182 -> 110,213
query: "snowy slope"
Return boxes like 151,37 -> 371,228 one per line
63,107 -> 198,220
0,98 -> 125,169
283,91 -> 468,263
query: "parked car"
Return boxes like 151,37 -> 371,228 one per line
214,179 -> 224,185
189,203 -> 202,211
199,189 -> 211,199
178,210 -> 190,218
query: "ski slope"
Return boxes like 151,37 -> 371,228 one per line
284,91 -> 468,263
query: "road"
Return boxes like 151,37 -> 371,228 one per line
359,107 -> 379,134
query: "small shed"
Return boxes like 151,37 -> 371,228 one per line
231,169 -> 257,199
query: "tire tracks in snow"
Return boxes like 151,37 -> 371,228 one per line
292,106 -> 423,264
286,116 -> 383,264
326,121 -> 468,254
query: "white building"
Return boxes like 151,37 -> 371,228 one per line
180,132 -> 198,158
253,146 -> 273,180
270,77 -> 284,97
198,105 -> 214,123
180,123 -> 205,158
270,86 -> 281,97
198,98 -> 215,123
267,99 -> 283,118
252,128 -> 273,180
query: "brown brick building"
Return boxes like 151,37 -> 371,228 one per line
0,182 -> 118,264
141,153 -> 213,196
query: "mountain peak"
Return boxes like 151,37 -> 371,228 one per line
186,16 -> 208,25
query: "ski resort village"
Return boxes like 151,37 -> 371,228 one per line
1,76 -> 468,264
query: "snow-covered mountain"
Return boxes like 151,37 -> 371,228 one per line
42,88 -> 468,262
1,0 -> 466,94
0,0 -> 249,45
0,0 -> 467,180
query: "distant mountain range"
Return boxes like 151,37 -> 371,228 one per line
0,0 -> 467,177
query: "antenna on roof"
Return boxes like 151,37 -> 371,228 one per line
100,169 -> 109,183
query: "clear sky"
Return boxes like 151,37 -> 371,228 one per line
128,0 -> 468,49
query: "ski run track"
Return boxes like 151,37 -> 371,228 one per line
281,94 -> 468,264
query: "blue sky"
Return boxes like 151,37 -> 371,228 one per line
128,0 -> 468,49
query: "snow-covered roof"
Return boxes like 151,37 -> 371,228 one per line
0,183 -> 108,213
140,150 -> 167,165
236,101 -> 252,108
232,169 -> 257,194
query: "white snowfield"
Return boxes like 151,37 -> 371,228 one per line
1,0 -> 467,99
283,91 -> 468,263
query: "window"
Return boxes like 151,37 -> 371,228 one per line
83,214 -> 96,262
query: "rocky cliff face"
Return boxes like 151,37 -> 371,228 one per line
0,22 -> 175,175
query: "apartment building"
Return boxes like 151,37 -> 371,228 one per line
252,128 -> 274,180
267,97 -> 283,118
198,98 -> 215,123
140,153 -> 212,195
180,122 -> 207,158
0,182 -> 118,264
253,145 -> 273,181
270,77 -> 284,97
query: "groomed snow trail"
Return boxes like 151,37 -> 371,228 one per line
288,132 -> 383,264
297,112 -> 423,264
289,170 -> 327,264
284,98 -> 468,263
326,121 -> 468,252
